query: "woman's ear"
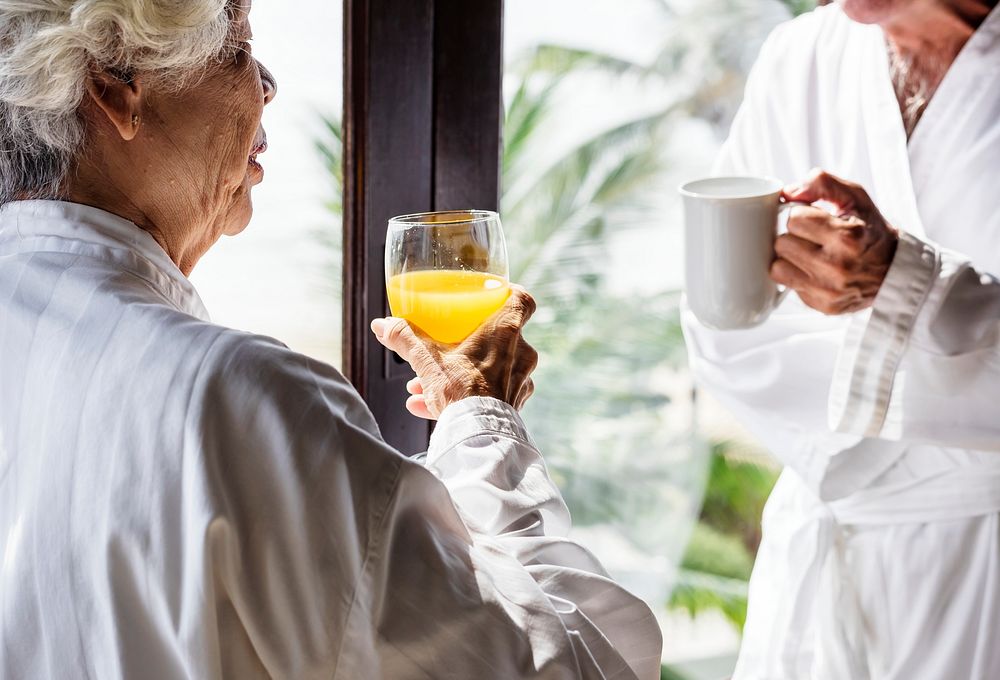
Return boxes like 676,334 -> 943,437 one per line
84,69 -> 144,141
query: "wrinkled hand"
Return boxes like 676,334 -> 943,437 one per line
370,286 -> 539,420
771,169 -> 899,315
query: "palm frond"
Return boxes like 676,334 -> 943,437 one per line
315,113 -> 344,218
669,570 -> 749,630
517,43 -> 655,79
314,113 -> 344,301
590,146 -> 664,205
503,104 -> 677,217
503,76 -> 561,172
505,116 -> 670,298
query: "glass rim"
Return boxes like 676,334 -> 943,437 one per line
388,209 -> 499,227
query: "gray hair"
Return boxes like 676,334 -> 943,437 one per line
0,0 -> 235,204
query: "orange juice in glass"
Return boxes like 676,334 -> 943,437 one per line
385,211 -> 510,344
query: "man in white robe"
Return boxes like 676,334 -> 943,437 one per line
682,1 -> 1000,678
0,201 -> 663,678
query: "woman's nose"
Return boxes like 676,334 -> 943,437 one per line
258,60 -> 277,105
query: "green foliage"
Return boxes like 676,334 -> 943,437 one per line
699,442 -> 779,553
680,522 -> 753,581
661,664 -> 692,680
314,114 -> 344,302
315,115 -> 343,218
670,524 -> 753,629
525,292 -> 697,548
502,68 -> 673,297
499,23 -> 708,567
500,5 -> 791,630
779,0 -> 820,16
666,448 -> 779,631
669,569 -> 749,631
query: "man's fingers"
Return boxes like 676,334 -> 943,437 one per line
786,206 -> 861,244
772,259 -> 854,314
769,257 -> 812,290
774,233 -> 822,272
783,168 -> 873,214
799,287 -> 861,316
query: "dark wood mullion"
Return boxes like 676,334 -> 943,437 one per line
344,0 -> 505,453
342,0 -> 367,399
343,0 -> 435,454
432,0 -> 505,212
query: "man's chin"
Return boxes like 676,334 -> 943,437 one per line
838,0 -> 903,25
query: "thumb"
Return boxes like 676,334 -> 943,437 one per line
370,317 -> 422,364
783,169 -> 874,214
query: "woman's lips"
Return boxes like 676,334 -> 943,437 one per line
248,138 -> 267,181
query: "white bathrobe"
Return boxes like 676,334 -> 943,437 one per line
0,200 -> 662,680
683,4 -> 1000,679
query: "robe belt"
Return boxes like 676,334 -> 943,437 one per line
779,464 -> 1000,679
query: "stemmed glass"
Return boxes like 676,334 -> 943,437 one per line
385,210 -> 510,344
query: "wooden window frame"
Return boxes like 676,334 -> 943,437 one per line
342,0 -> 504,454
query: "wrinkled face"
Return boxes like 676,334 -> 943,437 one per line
837,0 -> 917,24
143,0 -> 276,242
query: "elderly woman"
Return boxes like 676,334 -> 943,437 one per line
0,1 -> 661,678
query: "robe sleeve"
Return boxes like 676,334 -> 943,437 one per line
189,333 -> 661,680
829,232 -> 1000,451
423,398 -> 664,679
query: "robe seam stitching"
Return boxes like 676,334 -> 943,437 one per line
9,240 -> 199,315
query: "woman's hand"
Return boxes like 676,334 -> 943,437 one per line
370,286 -> 539,420
771,169 -> 899,315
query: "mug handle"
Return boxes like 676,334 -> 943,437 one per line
772,201 -> 812,307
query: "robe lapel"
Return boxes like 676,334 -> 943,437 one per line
905,6 -> 1000,253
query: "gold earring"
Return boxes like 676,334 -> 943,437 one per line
131,114 -> 140,128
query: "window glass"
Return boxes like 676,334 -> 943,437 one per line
190,0 -> 343,367
503,0 -> 802,674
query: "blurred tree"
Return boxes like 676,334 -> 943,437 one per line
669,444 -> 779,630
498,0 -> 797,630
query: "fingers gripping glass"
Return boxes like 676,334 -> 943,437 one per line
385,210 -> 511,344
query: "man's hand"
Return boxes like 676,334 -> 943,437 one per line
771,169 -> 899,315
370,286 -> 538,420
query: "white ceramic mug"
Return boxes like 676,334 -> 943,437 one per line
681,176 -> 799,330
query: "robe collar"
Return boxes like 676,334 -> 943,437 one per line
0,200 -> 210,320
858,3 -> 1000,241
907,2 -> 1000,147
